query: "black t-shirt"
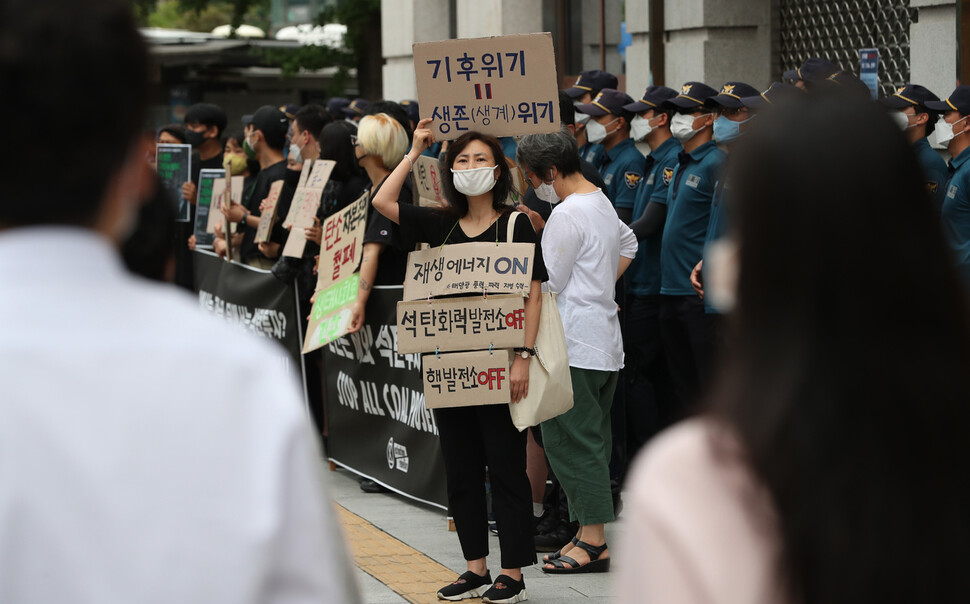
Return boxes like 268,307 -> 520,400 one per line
522,157 -> 608,222
365,176 -> 414,286
240,159 -> 287,261
397,204 -> 548,283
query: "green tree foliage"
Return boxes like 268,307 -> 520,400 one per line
134,0 -> 270,33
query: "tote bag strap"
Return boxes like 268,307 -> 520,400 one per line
506,209 -> 520,243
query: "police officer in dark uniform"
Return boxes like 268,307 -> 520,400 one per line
657,81 -> 724,412
927,86 -> 970,285
880,84 -> 948,209
575,88 -> 645,221
617,85 -> 679,461
564,69 -> 618,169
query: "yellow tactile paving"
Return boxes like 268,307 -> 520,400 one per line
336,504 -> 461,604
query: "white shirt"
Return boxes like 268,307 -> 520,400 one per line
0,228 -> 359,604
617,420 -> 784,604
542,189 -> 638,371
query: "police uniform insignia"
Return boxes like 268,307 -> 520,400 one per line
927,181 -> 939,194
646,173 -> 655,185
948,185 -> 958,199
593,93 -> 604,103
897,86 -> 906,95
575,75 -> 583,85
662,167 -> 674,186
681,84 -> 692,95
624,172 -> 642,189
721,84 -> 735,95
604,173 -> 613,185
586,150 -> 597,162
686,174 -> 701,188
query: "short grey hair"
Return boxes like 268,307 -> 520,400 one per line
516,126 -> 581,179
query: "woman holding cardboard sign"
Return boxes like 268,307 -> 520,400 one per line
372,118 -> 545,604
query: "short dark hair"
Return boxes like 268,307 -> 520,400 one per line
0,0 -> 150,226
442,132 -> 515,217
158,124 -> 187,144
184,103 -> 228,138
558,90 -> 576,126
516,128 -> 582,178
294,104 -> 332,141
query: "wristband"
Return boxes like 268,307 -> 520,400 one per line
403,154 -> 414,171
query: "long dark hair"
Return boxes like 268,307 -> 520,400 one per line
318,121 -> 362,183
442,131 -> 516,217
715,91 -> 970,603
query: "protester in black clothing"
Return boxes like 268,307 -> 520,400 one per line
220,105 -> 287,268
171,103 -> 227,289
122,175 -> 177,283
372,122 -> 543,603
349,113 -> 413,333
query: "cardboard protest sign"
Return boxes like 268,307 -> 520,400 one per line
297,160 -> 313,188
413,33 -> 560,141
254,180 -> 285,244
282,226 -> 309,259
205,178 -> 227,234
402,242 -> 535,301
315,190 -> 371,292
155,143 -> 192,222
422,349 -> 511,408
193,168 -> 225,247
288,187 -> 325,229
305,159 -> 336,189
397,294 -> 526,354
412,154 -> 447,207
303,272 -> 359,353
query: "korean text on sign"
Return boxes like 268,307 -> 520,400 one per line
402,241 -> 535,301
422,349 -> 511,408
397,294 -> 526,354
413,32 -> 561,140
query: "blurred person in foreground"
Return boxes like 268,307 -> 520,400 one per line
0,1 -> 359,602
618,91 -> 970,603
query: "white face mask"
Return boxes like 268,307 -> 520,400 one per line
288,142 -> 304,164
585,117 -> 619,144
631,114 -> 656,142
451,165 -> 498,197
705,238 -> 739,313
891,111 -> 912,131
671,112 -> 710,142
534,172 -> 560,205
575,112 -> 590,126
936,115 -> 969,146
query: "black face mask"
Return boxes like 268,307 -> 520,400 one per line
184,129 -> 205,148
284,167 -> 302,187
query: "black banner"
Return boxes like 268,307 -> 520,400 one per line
323,286 -> 448,510
192,250 -> 307,407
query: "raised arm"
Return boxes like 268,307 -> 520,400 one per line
371,117 -> 436,225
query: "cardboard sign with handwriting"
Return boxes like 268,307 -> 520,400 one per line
413,32 -> 560,141
303,272 -> 359,353
254,180 -> 285,244
288,187 -> 324,229
315,191 -> 370,292
402,242 -> 535,301
397,294 -> 525,354
422,349 -> 511,408
205,178 -> 227,234
305,159 -> 336,190
282,226 -> 309,259
412,154 -> 447,207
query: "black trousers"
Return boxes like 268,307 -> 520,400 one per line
623,295 -> 673,462
435,404 -> 536,569
659,294 -> 714,417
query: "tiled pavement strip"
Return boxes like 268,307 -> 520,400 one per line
336,504 -> 456,604
329,465 -> 617,603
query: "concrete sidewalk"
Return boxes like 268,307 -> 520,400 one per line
326,466 -> 620,603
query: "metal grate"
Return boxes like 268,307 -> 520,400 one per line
778,0 -> 911,97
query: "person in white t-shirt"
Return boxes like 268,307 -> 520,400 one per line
0,2 -> 359,602
515,129 -> 637,575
